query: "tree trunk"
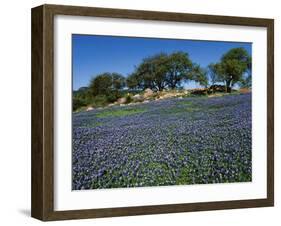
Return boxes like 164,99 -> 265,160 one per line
170,83 -> 176,89
157,84 -> 164,91
225,80 -> 232,93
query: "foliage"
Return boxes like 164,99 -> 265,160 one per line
126,72 -> 141,90
112,73 -> 126,90
89,73 -> 112,96
92,95 -> 108,107
240,55 -> 252,88
89,72 -> 126,96
127,51 -> 197,91
73,97 -> 87,111
166,51 -> 193,88
85,72 -> 126,106
129,53 -> 170,91
190,63 -> 208,87
73,87 -> 93,111
145,53 -> 169,91
207,63 -> 218,85
207,48 -> 251,93
239,74 -> 252,88
105,90 -> 121,103
207,63 -> 219,93
125,94 -> 133,104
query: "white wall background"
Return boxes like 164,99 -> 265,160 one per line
0,0 -> 279,225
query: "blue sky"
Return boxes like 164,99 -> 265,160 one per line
72,34 -> 251,90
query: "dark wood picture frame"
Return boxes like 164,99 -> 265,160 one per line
31,4 -> 274,221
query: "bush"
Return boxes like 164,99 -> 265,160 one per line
190,88 -> 208,96
73,98 -> 87,111
106,91 -> 121,103
125,94 -> 133,104
92,95 -> 108,107
208,85 -> 226,94
73,87 -> 95,111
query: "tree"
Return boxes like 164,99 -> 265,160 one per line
215,47 -> 250,93
208,63 -> 218,85
166,51 -> 193,89
126,71 -> 141,90
89,72 -> 125,101
126,61 -> 154,90
111,73 -> 126,90
240,74 -> 252,89
89,73 -> 112,96
190,63 -> 208,87
150,53 -> 170,91
127,53 -> 169,91
207,63 -> 219,93
72,87 -> 94,110
240,56 -> 252,88
127,51 -> 195,91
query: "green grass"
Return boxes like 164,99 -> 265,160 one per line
163,102 -> 201,115
96,108 -> 146,118
79,121 -> 103,128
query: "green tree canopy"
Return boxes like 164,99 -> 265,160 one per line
111,73 -> 126,90
127,53 -> 169,91
190,63 -> 208,88
207,63 -> 218,86
126,71 -> 141,90
127,51 -> 196,91
240,55 -> 252,88
89,72 -> 125,97
211,47 -> 251,92
166,51 -> 193,89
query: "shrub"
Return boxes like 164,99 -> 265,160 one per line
73,98 -> 87,111
125,94 -> 133,104
92,95 -> 108,107
208,85 -> 226,94
190,88 -> 208,96
106,91 -> 121,103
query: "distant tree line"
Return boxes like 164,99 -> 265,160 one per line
73,47 -> 251,111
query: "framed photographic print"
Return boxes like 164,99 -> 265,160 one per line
31,4 -> 274,221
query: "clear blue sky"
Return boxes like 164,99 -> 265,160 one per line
72,34 -> 251,90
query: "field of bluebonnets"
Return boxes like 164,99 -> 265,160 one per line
72,93 -> 252,190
